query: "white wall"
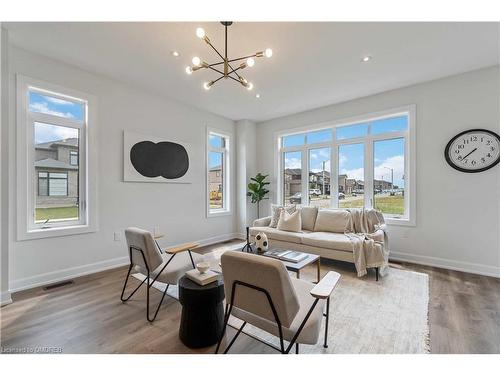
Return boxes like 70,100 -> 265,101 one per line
235,120 -> 257,235
256,66 -> 500,277
6,46 -> 237,291
0,26 -> 12,305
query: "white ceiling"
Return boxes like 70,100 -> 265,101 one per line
4,22 -> 499,122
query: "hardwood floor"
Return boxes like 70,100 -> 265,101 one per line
1,240 -> 499,354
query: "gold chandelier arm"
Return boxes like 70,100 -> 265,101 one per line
226,53 -> 259,64
227,64 -> 244,76
208,61 -> 226,67
204,38 -> 226,62
208,66 -> 225,76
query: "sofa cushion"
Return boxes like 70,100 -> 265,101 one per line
269,204 -> 296,228
300,206 -> 318,231
277,209 -> 302,233
301,232 -> 353,252
313,209 -> 350,233
250,227 -> 304,244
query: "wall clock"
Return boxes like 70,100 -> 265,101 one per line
444,129 -> 500,173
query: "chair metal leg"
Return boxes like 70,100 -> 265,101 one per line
376,267 -> 379,281
120,264 -> 147,302
215,304 -> 231,354
146,281 -> 170,323
295,343 -> 299,354
324,297 -> 330,348
188,250 -> 196,268
223,321 -> 247,354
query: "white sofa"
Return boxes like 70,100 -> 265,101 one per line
250,207 -> 386,266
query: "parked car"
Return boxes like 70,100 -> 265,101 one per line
309,188 -> 321,196
338,192 -> 345,200
289,192 -> 302,204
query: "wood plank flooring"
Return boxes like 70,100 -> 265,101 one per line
1,240 -> 499,354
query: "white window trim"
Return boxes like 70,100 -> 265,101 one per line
206,127 -> 231,218
16,75 -> 98,240
274,105 -> 416,226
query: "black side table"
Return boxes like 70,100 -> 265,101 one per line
178,275 -> 225,348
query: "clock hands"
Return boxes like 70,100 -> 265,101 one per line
461,147 -> 477,161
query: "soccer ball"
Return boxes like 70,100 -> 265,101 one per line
255,232 -> 269,253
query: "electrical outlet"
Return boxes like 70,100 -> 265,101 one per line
114,231 -> 121,242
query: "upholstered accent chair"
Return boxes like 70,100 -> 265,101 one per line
216,251 -> 341,354
121,227 -> 202,322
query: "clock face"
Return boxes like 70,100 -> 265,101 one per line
445,129 -> 500,173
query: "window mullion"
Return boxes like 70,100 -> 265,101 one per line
365,139 -> 374,209
301,149 -> 308,206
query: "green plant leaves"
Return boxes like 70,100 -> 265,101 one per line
247,173 -> 269,204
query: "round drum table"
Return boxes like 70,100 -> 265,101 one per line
178,275 -> 225,348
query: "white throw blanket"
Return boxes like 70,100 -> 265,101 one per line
345,208 -> 389,277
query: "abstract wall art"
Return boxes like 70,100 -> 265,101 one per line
123,131 -> 196,183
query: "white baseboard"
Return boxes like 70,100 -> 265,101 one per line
1,291 -> 13,306
8,232 -> 242,293
9,256 -> 130,293
390,251 -> 500,278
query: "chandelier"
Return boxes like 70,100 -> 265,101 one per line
185,21 -> 273,91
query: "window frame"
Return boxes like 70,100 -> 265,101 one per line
16,75 -> 98,240
275,105 -> 416,226
206,128 -> 231,217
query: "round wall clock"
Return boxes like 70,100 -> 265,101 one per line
444,129 -> 500,173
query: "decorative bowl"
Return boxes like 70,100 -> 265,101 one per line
196,262 -> 210,274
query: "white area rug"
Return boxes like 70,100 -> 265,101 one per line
133,243 -> 430,354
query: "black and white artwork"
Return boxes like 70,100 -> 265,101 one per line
123,131 -> 195,183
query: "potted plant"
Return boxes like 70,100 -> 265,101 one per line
247,173 -> 269,219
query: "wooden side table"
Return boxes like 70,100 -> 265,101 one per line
178,275 -> 225,348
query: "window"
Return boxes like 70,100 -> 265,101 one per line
338,143 -> 364,209
17,75 -> 97,240
308,148 -> 331,208
207,130 -> 230,216
278,106 -> 415,225
37,172 -> 69,197
283,151 -> 302,205
70,150 -> 78,166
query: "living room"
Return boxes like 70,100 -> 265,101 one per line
1,1 -> 499,372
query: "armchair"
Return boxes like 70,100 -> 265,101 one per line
120,227 -> 202,322
216,251 -> 340,354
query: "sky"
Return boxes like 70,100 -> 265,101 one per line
30,91 -> 83,144
284,116 -> 407,188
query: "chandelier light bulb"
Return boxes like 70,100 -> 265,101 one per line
246,58 -> 255,67
196,27 -> 206,39
192,56 -> 201,66
203,81 -> 213,90
185,66 -> 193,75
264,48 -> 273,58
246,82 -> 254,91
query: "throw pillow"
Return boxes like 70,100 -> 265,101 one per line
313,209 -> 350,233
269,204 -> 296,228
300,206 -> 318,231
277,209 -> 302,233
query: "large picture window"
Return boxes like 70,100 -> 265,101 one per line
17,75 -> 97,240
207,130 -> 230,216
278,107 -> 415,224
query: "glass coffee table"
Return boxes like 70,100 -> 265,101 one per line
247,246 -> 321,283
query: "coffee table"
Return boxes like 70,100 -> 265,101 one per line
248,246 -> 321,283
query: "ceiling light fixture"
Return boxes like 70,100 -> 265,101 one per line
185,22 -> 272,91
255,94 -> 261,99
171,51 -> 180,57
361,55 -> 372,62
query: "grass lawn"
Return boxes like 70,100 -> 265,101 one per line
35,206 -> 79,221
340,195 -> 404,215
